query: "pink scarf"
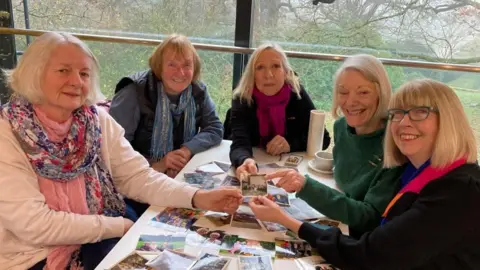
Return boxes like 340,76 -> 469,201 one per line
34,106 -> 87,270
252,83 -> 292,146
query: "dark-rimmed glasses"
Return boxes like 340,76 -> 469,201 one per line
387,106 -> 438,122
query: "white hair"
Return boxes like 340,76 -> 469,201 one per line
331,54 -> 392,121
3,31 -> 104,105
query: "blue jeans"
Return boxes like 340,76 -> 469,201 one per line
29,204 -> 138,270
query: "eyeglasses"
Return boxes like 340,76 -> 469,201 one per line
387,106 -> 438,122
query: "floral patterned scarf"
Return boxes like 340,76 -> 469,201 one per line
1,96 -> 125,217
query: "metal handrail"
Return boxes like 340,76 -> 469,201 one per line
2,27 -> 480,73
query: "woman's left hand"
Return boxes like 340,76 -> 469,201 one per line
248,195 -> 286,223
266,135 -> 290,156
192,187 -> 243,214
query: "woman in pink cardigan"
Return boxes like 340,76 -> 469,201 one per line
0,32 -> 242,270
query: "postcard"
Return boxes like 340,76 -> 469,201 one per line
238,255 -> 273,270
219,235 -> 276,258
196,162 -> 225,175
188,253 -> 231,270
242,174 -> 268,197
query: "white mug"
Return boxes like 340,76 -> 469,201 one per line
313,151 -> 333,171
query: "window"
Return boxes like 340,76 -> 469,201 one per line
11,0 -> 237,120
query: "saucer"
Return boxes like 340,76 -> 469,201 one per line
308,160 -> 333,175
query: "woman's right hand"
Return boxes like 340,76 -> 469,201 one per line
123,218 -> 134,235
235,158 -> 258,181
266,169 -> 306,193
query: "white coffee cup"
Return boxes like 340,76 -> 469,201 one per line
313,151 -> 333,171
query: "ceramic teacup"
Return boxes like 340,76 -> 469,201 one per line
313,151 -> 333,171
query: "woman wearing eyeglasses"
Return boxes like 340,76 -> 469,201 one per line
268,54 -> 403,236
250,79 -> 480,270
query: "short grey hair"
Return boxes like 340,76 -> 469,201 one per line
3,31 -> 104,105
331,54 -> 392,121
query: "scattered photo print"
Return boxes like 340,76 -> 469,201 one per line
135,234 -> 170,253
111,252 -> 151,270
146,249 -> 196,270
267,184 -> 290,206
269,193 -> 290,207
275,239 -> 318,259
213,161 -> 231,172
283,198 -> 323,221
188,253 -> 230,270
220,175 -> 241,187
220,235 -> 275,258
311,219 -> 341,230
258,163 -> 297,184
204,211 -> 232,226
196,162 -> 225,174
184,172 -> 221,190
150,207 -> 205,231
242,174 -> 268,197
231,206 -> 262,230
238,255 -> 273,270
188,226 -> 227,247
261,221 -> 288,232
284,155 -> 303,167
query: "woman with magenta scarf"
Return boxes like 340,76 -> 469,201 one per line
229,43 -> 330,179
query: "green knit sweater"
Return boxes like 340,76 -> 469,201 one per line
297,117 -> 403,234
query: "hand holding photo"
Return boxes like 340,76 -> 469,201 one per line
242,174 -> 268,197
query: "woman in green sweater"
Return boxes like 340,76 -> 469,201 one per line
270,54 -> 403,236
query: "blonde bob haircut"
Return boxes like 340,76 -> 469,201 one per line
233,43 -> 300,105
4,31 -> 103,105
149,34 -> 201,82
384,79 -> 477,168
331,54 -> 392,121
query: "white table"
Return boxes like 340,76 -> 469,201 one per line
96,140 -> 339,270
